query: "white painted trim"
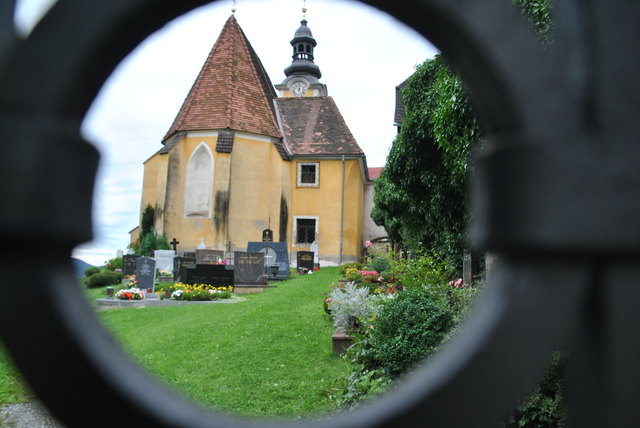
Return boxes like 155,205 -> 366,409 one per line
297,162 -> 320,187
292,216 -> 319,248
186,130 -> 219,138
234,131 -> 276,144
184,142 -> 214,218
185,130 -> 275,145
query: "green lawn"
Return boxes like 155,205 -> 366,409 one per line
0,268 -> 349,419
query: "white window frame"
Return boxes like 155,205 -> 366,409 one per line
184,142 -> 214,218
297,162 -> 319,187
293,216 -> 319,247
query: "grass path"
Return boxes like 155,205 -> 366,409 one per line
98,267 -> 347,419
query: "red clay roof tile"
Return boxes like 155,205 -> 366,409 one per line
163,15 -> 281,141
274,97 -> 364,156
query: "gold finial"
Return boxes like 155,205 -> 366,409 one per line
302,0 -> 307,19
231,0 -> 237,13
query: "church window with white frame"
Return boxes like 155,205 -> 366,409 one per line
294,216 -> 318,245
297,162 -> 319,187
184,143 -> 213,218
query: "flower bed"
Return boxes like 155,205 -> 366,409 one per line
170,283 -> 233,301
115,287 -> 145,301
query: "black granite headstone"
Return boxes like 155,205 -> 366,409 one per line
297,251 -> 314,272
173,257 -> 196,281
196,249 -> 224,265
234,252 -> 266,285
123,254 -> 140,276
247,242 -> 290,279
182,251 -> 196,258
135,257 -> 156,292
181,264 -> 234,287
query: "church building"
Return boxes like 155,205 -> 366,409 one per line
132,13 -> 385,266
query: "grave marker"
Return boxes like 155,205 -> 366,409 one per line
123,254 -> 140,276
135,257 -> 156,292
262,229 -> 273,242
247,242 -> 290,279
196,249 -> 224,265
173,256 -> 196,281
154,250 -> 175,275
181,264 -> 233,287
234,252 -> 266,285
463,252 -> 479,286
297,251 -> 314,272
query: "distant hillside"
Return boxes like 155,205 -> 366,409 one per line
72,258 -> 95,277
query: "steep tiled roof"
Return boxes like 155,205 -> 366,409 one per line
274,97 -> 364,156
163,15 -> 281,142
368,167 -> 383,180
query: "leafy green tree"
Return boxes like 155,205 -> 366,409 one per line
372,0 -> 551,269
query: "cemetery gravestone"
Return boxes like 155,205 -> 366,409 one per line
247,242 -> 290,279
154,250 -> 175,275
297,251 -> 314,272
123,254 -> 140,276
463,252 -> 479,286
182,251 -> 196,258
234,252 -> 266,285
135,257 -> 156,292
196,249 -> 224,265
181,265 -> 233,287
310,241 -> 319,267
173,257 -> 196,281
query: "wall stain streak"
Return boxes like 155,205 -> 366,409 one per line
214,191 -> 229,234
279,195 -> 288,242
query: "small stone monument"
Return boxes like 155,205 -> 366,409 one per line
123,254 -> 140,276
154,250 -> 175,275
310,241 -> 319,268
297,251 -> 314,273
196,249 -> 224,265
135,257 -> 156,292
234,252 -> 266,285
463,252 -> 479,286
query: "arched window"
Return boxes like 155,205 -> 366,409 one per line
184,143 -> 213,218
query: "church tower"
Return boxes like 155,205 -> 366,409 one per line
275,9 -> 328,98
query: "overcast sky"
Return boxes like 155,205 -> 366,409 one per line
15,0 -> 437,266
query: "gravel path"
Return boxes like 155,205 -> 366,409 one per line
0,402 -> 64,428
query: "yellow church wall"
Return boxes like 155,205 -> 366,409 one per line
290,158 -> 364,265
144,132 -> 288,254
139,153 -> 169,233
159,134 -> 219,251
226,134 -> 286,251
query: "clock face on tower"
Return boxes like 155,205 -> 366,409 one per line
290,81 -> 308,97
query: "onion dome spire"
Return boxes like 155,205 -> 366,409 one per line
283,14 -> 322,80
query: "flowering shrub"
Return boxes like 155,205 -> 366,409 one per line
448,278 -> 467,288
323,297 -> 333,314
115,287 -> 145,301
329,282 -> 391,334
123,274 -> 138,288
171,283 -> 233,301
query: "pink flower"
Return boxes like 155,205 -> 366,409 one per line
365,241 -> 372,248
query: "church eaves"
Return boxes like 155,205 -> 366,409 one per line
162,15 -> 281,142
275,97 -> 364,156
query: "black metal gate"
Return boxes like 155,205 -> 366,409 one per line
0,0 -> 637,426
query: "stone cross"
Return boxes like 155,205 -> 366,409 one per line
170,237 -> 180,252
